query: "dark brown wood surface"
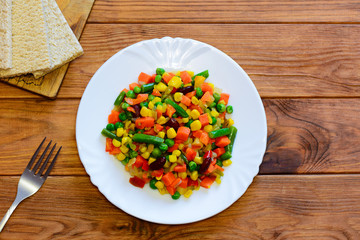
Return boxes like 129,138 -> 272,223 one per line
0,0 -> 359,239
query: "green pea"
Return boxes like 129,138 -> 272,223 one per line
156,68 -> 165,76
171,191 -> 181,200
129,150 -> 138,158
114,122 -> 124,129
165,139 -> 175,147
119,112 -> 127,121
133,86 -> 141,94
216,103 -> 226,113
209,102 -> 217,109
154,101 -> 163,107
216,159 -> 223,167
213,93 -> 221,103
159,143 -> 168,152
155,75 -> 162,83
121,157 -> 130,166
151,148 -> 162,158
106,123 -> 115,131
188,161 -> 197,172
140,102 -> 148,108
226,105 -> 233,114
195,87 -> 203,98
121,102 -> 130,109
149,179 -> 157,190
148,94 -> 155,101
211,116 -> 217,125
185,119 -> 194,128
126,90 -> 136,99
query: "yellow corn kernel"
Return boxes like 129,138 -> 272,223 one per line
204,125 -> 213,133
190,120 -> 202,131
112,139 -> 121,147
157,116 -> 167,125
208,114 -> 213,124
122,137 -> 131,145
158,187 -> 167,195
208,82 -> 214,90
194,76 -> 206,88
129,123 -> 135,130
156,175 -> 162,180
139,145 -> 147,153
228,118 -> 234,126
155,181 -> 164,189
173,150 -> 181,157
169,155 -> 177,163
182,118 -> 189,123
148,157 -> 157,165
168,76 -> 183,89
129,143 -> 137,150
178,143 -> 184,150
148,101 -> 155,110
218,100 -> 226,105
177,187 -> 187,195
191,96 -> 199,105
184,189 -> 193,198
184,83 -> 192,87
176,71 -> 181,76
174,92 -> 183,102
147,144 -> 154,153
116,153 -> 126,161
186,109 -> 191,116
141,152 -> 150,159
210,110 -> 219,117
116,128 -> 125,137
221,119 -> 224,124
153,97 -> 161,103
124,120 -> 131,129
167,128 -> 177,139
186,71 -> 194,77
190,109 -> 200,119
120,145 -> 129,154
194,156 -> 203,164
215,176 -> 221,184
140,107 -> 149,117
157,131 -> 165,138
179,103 -> 187,110
178,172 -> 187,179
155,82 -> 167,92
164,160 -> 171,168
190,171 -> 198,181
222,159 -> 232,167
156,105 -> 164,112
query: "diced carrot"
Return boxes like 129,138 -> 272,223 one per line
185,91 -> 196,99
109,147 -> 121,155
142,161 -> 149,171
174,164 -> 187,172
162,172 -> 176,186
200,176 -> 216,189
125,94 -> 148,105
143,128 -> 156,136
199,132 -> 210,145
162,72 -> 175,84
105,138 -> 114,152
175,139 -> 185,144
178,177 -> 188,188
180,71 -> 192,84
187,178 -> 199,187
138,72 -> 153,84
189,104 -> 203,114
152,88 -> 162,97
181,95 -> 191,106
151,169 -> 164,178
142,173 -> 150,183
215,136 -> 231,147
191,138 -> 203,149
166,104 -> 176,118
192,130 -> 203,139
198,113 -> 209,126
170,178 -> 182,188
200,91 -> 212,103
205,163 -> 215,174
176,126 -> 191,141
129,176 -> 145,188
167,143 -> 179,152
135,117 -> 155,129
215,164 -> 224,172
155,124 -> 164,132
219,112 -> 226,120
134,155 -> 146,168
127,106 -> 135,113
129,82 -> 140,90
122,88 -> 129,93
201,82 -> 214,95
213,147 -> 226,157
166,186 -> 176,195
150,74 -> 156,82
219,93 -> 230,105
108,110 -> 120,124
185,147 -> 197,161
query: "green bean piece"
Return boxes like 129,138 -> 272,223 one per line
213,93 -> 221,103
121,157 -> 130,166
180,153 -> 189,165
129,150 -> 138,158
101,128 -> 122,141
220,151 -> 232,160
165,139 -> 175,147
133,86 -> 141,94
114,91 -> 126,106
192,70 -> 209,80
216,103 -> 226,113
164,99 -> 189,118
141,83 -> 155,93
132,133 -> 164,145
155,75 -> 162,83
226,105 -> 233,114
225,126 -> 237,154
126,90 -> 136,99
156,68 -> 165,76
216,159 -> 223,167
209,128 -> 230,138
210,116 -> 217,125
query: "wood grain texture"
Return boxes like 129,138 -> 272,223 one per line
0,175 -> 360,239
0,98 -> 359,175
0,0 -> 94,98
88,0 -> 360,23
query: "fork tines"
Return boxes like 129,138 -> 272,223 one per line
27,137 -> 62,179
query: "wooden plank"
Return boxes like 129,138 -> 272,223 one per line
0,0 -> 94,98
88,0 -> 360,23
53,24 -> 360,98
0,98 -> 359,175
0,175 -> 360,238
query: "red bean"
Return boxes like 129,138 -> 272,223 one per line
132,104 -> 141,118
149,156 -> 166,170
198,157 -> 211,174
165,118 -> 180,131
177,86 -> 194,95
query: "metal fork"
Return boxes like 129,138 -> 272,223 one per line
0,137 -> 61,232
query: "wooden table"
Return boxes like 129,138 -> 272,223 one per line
1,1 -> 360,239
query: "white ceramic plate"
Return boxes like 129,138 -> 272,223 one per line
76,37 -> 267,224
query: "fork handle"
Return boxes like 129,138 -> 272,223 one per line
0,198 -> 22,232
